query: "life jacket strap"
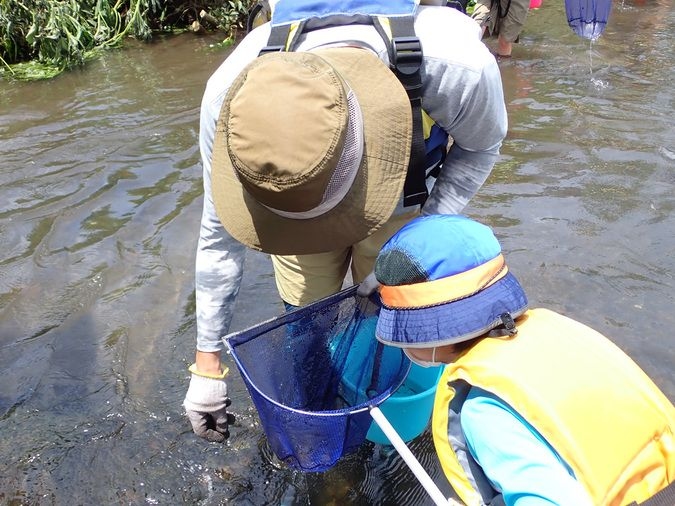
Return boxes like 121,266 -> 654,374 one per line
628,480 -> 675,506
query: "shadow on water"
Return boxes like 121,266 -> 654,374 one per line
1,1 -> 674,503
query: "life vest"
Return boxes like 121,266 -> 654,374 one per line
432,308 -> 675,506
247,0 -> 452,208
247,0 -> 472,31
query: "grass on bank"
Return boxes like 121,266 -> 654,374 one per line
0,0 -> 255,80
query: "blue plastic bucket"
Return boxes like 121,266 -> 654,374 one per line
365,362 -> 444,444
339,315 -> 444,444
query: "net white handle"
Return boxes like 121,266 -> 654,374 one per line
369,406 -> 458,506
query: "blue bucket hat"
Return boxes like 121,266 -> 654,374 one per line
375,215 -> 528,348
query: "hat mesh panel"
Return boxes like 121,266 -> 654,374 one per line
322,93 -> 362,203
375,249 -> 429,286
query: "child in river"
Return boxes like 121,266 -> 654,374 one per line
369,214 -> 675,505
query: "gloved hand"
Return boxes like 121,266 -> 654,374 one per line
183,364 -> 235,442
357,271 -> 380,297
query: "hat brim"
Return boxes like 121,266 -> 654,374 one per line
211,48 -> 412,255
376,272 -> 529,348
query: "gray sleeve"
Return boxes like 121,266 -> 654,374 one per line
194,26 -> 270,352
194,168 -> 246,352
415,7 -> 508,216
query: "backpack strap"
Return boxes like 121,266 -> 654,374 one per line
259,20 -> 306,54
628,481 -> 675,506
374,15 -> 428,207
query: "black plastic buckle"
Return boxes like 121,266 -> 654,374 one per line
258,45 -> 284,56
392,36 -> 423,77
403,191 -> 428,207
499,313 -> 517,335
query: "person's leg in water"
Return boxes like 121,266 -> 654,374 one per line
472,0 -> 528,58
495,0 -> 529,57
471,0 -> 494,44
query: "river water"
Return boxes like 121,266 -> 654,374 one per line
1,1 -> 673,504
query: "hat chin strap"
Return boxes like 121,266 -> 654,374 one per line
261,89 -> 364,220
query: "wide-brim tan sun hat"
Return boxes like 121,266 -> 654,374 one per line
211,47 -> 412,255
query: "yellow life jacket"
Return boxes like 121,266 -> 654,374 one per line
432,308 -> 675,506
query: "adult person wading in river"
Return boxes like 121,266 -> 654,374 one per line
183,0 -> 508,443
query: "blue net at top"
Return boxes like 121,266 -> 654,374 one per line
565,0 -> 612,40
225,286 -> 410,472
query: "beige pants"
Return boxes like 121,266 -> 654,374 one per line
472,0 -> 529,42
271,210 -> 419,306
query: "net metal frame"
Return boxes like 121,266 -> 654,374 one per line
225,286 -> 410,471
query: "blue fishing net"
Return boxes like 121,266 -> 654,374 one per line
225,286 -> 410,472
565,0 -> 612,39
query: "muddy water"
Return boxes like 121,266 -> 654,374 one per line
1,1 -> 674,503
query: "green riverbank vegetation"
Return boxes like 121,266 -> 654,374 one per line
0,0 -> 256,80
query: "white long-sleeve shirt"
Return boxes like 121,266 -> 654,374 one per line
195,6 -> 508,351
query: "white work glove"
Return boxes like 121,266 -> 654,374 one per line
183,364 -> 235,442
357,271 -> 381,297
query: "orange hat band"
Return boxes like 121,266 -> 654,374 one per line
379,254 -> 508,309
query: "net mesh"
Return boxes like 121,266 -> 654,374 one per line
565,0 -> 612,39
226,286 -> 410,472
